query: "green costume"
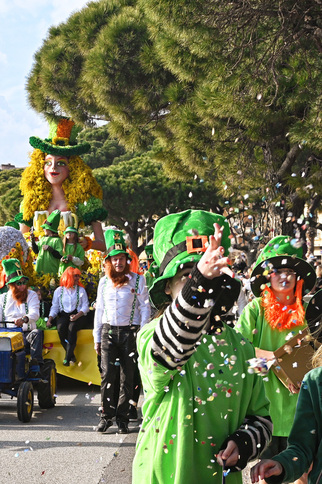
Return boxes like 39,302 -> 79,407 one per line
266,367 -> 322,484
58,243 -> 85,276
35,236 -> 63,276
236,298 -> 307,436
133,210 -> 272,484
133,317 -> 271,484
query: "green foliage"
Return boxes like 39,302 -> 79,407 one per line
77,124 -> 128,168
0,169 -> 24,226
93,151 -> 221,251
26,0 -> 322,239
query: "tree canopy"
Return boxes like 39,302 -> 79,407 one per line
26,0 -> 322,245
0,169 -> 24,226
94,151 -> 221,253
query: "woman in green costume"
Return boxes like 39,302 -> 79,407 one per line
236,236 -> 316,482
59,227 -> 85,277
132,210 -> 273,484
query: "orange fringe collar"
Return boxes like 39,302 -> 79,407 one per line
261,280 -> 305,331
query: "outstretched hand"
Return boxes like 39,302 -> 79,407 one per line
197,223 -> 234,280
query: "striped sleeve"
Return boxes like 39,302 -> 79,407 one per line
220,414 -> 273,471
152,265 -> 224,369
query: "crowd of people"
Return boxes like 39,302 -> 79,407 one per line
0,121 -> 320,483
1,208 -> 321,483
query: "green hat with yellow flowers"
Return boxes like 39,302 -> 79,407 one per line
41,209 -> 61,234
250,235 -> 316,297
149,209 -> 240,309
104,229 -> 129,259
29,117 -> 90,156
2,258 -> 28,285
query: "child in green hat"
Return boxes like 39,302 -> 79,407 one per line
236,235 -> 316,471
59,227 -> 85,277
132,210 -> 272,484
31,210 -> 63,276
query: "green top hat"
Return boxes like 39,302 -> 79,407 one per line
250,235 -> 316,297
104,229 -> 128,258
149,209 -> 240,309
29,118 -> 90,157
2,258 -> 28,285
41,209 -> 61,233
64,226 -> 78,235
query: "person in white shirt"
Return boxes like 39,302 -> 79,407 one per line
47,267 -> 89,366
0,258 -> 42,364
93,229 -> 150,434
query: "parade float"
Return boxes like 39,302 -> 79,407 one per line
1,118 -> 110,385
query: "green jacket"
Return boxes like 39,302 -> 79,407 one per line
268,367 -> 322,484
35,235 -> 63,276
58,243 -> 85,277
133,318 -> 271,484
236,297 -> 307,437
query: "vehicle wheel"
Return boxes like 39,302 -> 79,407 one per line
17,381 -> 34,422
38,359 -> 57,409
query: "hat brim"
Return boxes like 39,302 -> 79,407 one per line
29,136 -> 91,156
251,255 -> 316,297
105,249 -> 132,260
41,223 -> 58,233
305,289 -> 322,342
149,251 -> 240,313
6,275 -> 29,285
64,228 -> 78,234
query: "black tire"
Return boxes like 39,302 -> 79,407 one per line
17,381 -> 34,422
37,359 -> 57,409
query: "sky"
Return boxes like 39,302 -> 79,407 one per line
0,0 -> 91,168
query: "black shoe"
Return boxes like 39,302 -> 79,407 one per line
117,421 -> 129,434
70,355 -> 77,363
129,405 -> 138,421
96,417 -> 113,433
63,359 -> 70,366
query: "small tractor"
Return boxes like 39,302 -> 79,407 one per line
0,324 -> 56,422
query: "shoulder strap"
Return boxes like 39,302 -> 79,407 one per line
129,274 -> 140,324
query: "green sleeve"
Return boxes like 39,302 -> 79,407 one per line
137,318 -> 178,395
272,369 -> 319,482
76,196 -> 108,225
236,298 -> 262,343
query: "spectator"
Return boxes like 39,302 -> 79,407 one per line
132,210 -> 273,483
236,236 -> 316,469
251,343 -> 322,484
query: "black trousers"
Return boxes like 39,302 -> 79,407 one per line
56,310 -> 87,362
100,324 -> 137,423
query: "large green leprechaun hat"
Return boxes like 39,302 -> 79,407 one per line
149,209 -> 240,309
2,258 -> 28,285
29,118 -> 90,156
250,235 -> 316,297
104,229 -> 129,259
41,209 -> 61,233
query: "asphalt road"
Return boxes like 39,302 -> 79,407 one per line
0,375 -> 138,484
0,374 -> 255,484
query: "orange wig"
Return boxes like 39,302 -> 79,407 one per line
60,267 -> 84,288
